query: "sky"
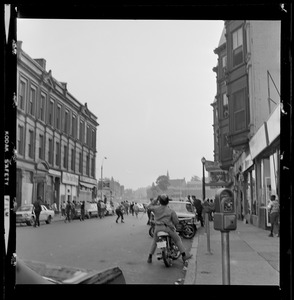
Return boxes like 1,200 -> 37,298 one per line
17,19 -> 224,190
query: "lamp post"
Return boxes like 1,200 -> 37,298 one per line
201,157 -> 206,201
201,156 -> 212,254
100,157 -> 107,200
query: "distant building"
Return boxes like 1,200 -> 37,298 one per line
16,41 -> 99,210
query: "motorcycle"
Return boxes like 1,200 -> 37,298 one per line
149,217 -> 197,239
156,230 -> 181,267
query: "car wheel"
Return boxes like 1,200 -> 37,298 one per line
46,216 -> 52,224
27,217 -> 34,226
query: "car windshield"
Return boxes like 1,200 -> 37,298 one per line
17,206 -> 32,212
168,202 -> 194,214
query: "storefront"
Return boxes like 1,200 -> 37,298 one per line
249,104 -> 280,229
48,169 -> 61,211
60,171 -> 79,207
79,175 -> 97,203
233,150 -> 255,224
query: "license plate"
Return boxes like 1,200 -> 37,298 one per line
157,241 -> 166,248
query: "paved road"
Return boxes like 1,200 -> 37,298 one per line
16,212 -> 192,284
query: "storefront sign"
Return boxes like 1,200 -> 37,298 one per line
79,175 -> 97,185
62,172 -> 79,186
266,104 -> 280,145
49,169 -> 61,176
249,123 -> 268,159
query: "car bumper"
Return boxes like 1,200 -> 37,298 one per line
16,217 -> 31,223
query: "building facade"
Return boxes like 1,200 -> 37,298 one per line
212,21 -> 280,228
16,41 -> 98,211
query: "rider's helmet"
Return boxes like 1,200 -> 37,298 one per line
159,194 -> 169,206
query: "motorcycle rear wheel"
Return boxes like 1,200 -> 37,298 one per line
162,248 -> 173,267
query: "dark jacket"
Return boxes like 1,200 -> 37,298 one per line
33,200 -> 42,213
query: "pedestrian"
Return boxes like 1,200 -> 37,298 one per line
134,202 -> 139,218
146,194 -> 192,264
192,195 -> 204,227
52,201 -> 57,213
130,201 -> 134,216
100,201 -> 106,217
33,196 -> 43,227
267,195 -> 280,237
65,200 -> 72,223
147,198 -> 153,225
115,202 -> 125,223
61,201 -> 66,217
80,201 -> 85,221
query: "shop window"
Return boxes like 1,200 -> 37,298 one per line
39,94 -> 46,122
56,104 -> 61,130
29,87 -> 36,116
19,80 -> 26,110
233,89 -> 246,132
232,27 -> 243,67
222,93 -> 229,118
48,100 -> 54,126
17,125 -> 24,156
39,134 -> 44,159
28,129 -> 34,158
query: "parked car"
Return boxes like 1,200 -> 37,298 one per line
16,204 -> 55,226
105,203 -> 115,216
85,202 -> 98,218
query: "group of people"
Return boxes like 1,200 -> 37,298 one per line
61,200 -> 86,222
114,201 -> 143,223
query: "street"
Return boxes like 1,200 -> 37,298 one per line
16,212 -> 193,284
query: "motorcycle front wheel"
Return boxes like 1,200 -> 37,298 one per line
162,248 -> 173,267
181,224 -> 196,239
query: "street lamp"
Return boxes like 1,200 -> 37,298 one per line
101,157 -> 107,200
201,157 -> 206,201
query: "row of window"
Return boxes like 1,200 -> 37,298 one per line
218,26 -> 244,78
17,125 -> 95,177
18,78 -> 96,150
216,89 -> 246,132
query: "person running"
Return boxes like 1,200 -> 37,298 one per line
115,202 -> 125,223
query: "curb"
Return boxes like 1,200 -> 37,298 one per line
184,229 -> 202,284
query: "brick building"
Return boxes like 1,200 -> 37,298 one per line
212,21 -> 280,228
16,41 -> 98,210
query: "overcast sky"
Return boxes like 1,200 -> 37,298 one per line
17,19 -> 224,190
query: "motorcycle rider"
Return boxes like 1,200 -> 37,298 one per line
147,194 -> 192,264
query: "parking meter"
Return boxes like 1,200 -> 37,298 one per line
213,188 -> 236,231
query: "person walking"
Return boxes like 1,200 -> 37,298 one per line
146,195 -> 192,264
61,201 -> 66,217
133,202 -> 139,218
115,202 -> 125,223
80,201 -> 85,221
33,196 -> 43,227
65,200 -> 72,223
267,195 -> 280,237
192,195 -> 204,227
130,201 -> 134,216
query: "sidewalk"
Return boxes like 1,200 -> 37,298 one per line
185,220 -> 279,285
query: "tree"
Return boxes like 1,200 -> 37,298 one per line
191,175 -> 201,182
146,182 -> 160,199
156,175 -> 170,192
